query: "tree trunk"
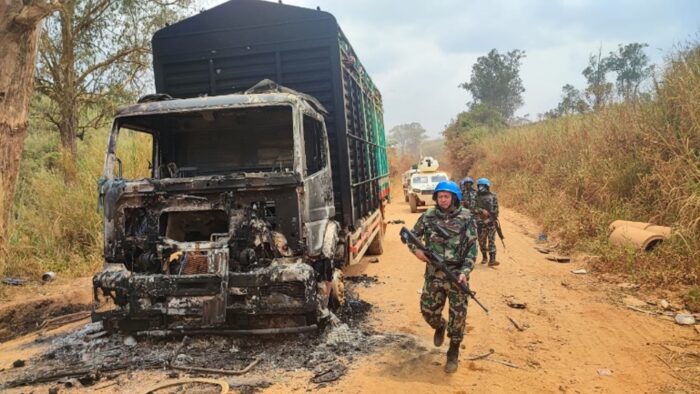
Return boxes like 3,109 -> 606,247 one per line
55,0 -> 78,181
0,0 -> 59,269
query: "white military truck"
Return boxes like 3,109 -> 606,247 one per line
406,157 -> 448,213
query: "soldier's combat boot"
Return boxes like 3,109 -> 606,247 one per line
480,253 -> 488,264
433,319 -> 446,347
488,252 -> 500,266
444,342 -> 460,373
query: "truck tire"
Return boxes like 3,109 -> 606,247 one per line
404,191 -> 409,202
367,226 -> 384,255
409,194 -> 418,213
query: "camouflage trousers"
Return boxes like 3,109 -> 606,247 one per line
477,222 -> 496,256
420,274 -> 468,344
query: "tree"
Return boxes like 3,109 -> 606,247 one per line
387,122 -> 427,159
582,46 -> 613,110
35,0 -> 191,168
460,49 -> 526,119
443,104 -> 506,175
544,84 -> 589,118
0,0 -> 61,268
606,43 -> 654,100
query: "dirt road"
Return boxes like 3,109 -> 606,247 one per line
1,200 -> 699,393
331,201 -> 700,393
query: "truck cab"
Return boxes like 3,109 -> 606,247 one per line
93,83 -> 340,333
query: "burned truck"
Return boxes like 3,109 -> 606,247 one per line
93,0 -> 389,334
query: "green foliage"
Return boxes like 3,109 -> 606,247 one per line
683,287 -> 700,313
35,0 -> 193,154
443,104 -> 506,177
544,84 -> 589,118
4,122 -> 151,278
460,49 -> 526,119
582,47 -> 614,110
387,122 -> 427,159
606,43 -> 655,100
470,42 -> 700,287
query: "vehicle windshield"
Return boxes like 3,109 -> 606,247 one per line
114,105 -> 295,178
411,176 -> 428,184
431,175 -> 447,183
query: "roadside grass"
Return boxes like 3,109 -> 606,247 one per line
472,43 -> 700,289
3,125 -> 151,280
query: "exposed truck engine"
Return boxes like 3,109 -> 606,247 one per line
93,0 -> 389,334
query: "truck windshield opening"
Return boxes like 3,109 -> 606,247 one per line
119,105 -> 294,177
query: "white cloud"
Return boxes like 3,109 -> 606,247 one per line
196,0 -> 699,136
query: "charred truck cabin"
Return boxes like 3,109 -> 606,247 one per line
93,0 -> 389,334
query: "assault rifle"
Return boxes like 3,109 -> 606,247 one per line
399,227 -> 489,313
495,219 -> 506,250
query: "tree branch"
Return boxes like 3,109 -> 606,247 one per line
76,46 -> 146,85
75,0 -> 115,37
12,0 -> 63,27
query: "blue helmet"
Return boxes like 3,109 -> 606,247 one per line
461,177 -> 474,185
433,180 -> 462,202
477,178 -> 491,187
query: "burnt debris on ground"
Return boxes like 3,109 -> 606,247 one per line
0,285 -> 412,391
0,299 -> 91,343
345,274 -> 383,288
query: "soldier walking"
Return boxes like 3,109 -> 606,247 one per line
460,177 -> 477,212
475,178 -> 500,266
409,180 -> 478,373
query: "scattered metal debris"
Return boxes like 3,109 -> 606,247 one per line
1,277 -> 27,286
507,316 -> 526,331
487,358 -> 521,369
571,268 -> 587,275
545,255 -> 571,263
311,361 -> 347,383
39,311 -> 92,330
142,378 -> 229,394
0,286 -> 401,390
505,297 -> 527,309
618,282 -> 640,291
534,247 -> 551,254
465,349 -> 494,361
386,220 -> 405,225
12,360 -> 25,368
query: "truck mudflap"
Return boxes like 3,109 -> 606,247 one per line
93,256 -> 320,333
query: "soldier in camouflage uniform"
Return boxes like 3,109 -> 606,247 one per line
460,177 -> 477,212
475,178 -> 500,266
410,180 -> 478,373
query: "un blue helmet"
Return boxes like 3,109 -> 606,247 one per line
461,176 -> 474,185
477,178 -> 491,187
433,180 -> 462,202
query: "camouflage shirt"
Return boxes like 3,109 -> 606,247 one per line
475,191 -> 499,223
410,206 -> 478,277
461,188 -> 477,212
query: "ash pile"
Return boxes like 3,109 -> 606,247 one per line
0,281 -> 409,391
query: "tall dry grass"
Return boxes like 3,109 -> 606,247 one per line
3,125 -> 151,279
473,43 -> 700,288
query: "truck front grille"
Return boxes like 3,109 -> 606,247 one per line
181,252 -> 209,274
260,282 -> 306,299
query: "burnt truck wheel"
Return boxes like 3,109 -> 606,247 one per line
409,194 -> 418,213
367,226 -> 384,255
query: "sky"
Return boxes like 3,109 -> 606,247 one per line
198,0 -> 699,137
